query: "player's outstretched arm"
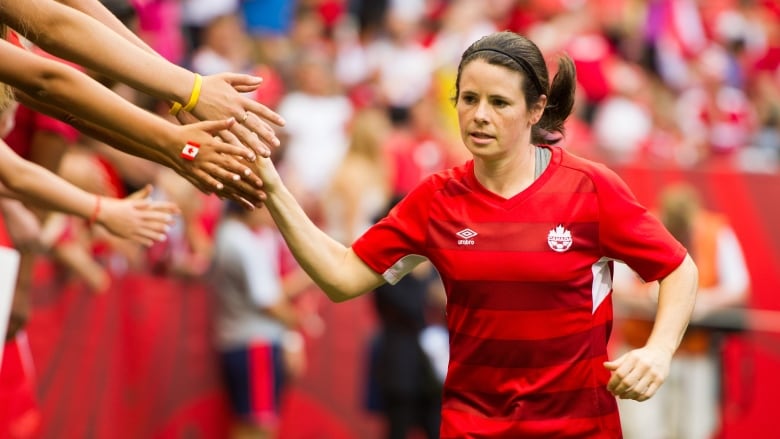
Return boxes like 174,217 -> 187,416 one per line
251,157 -> 387,302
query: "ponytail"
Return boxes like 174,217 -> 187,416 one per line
533,55 -> 576,145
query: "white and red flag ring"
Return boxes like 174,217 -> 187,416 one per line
180,141 -> 200,160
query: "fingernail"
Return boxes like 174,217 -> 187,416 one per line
244,169 -> 251,176
158,234 -> 168,242
216,182 -> 224,190
232,174 -> 240,181
247,153 -> 257,161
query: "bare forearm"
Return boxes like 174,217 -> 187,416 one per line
265,301 -> 299,328
54,0 -> 157,56
646,254 -> 699,354
1,0 -> 191,103
0,148 -> 96,219
3,45 -> 177,155
20,93 -> 175,169
263,178 -> 382,301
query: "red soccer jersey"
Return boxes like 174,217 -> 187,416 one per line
352,145 -> 686,438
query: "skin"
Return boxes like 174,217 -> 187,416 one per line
251,59 -> 699,403
605,254 -> 698,401
0,0 -> 285,157
0,40 -> 266,207
457,59 -> 546,198
0,142 -> 177,246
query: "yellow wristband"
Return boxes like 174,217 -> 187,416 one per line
169,101 -> 183,116
182,73 -> 202,112
168,73 -> 202,116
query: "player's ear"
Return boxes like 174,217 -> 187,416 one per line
530,95 -> 547,125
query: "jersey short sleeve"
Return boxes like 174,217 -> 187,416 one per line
591,164 -> 686,282
352,178 -> 440,284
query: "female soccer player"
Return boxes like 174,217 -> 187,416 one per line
249,31 -> 699,438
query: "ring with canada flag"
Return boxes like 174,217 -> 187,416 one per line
180,141 -> 200,161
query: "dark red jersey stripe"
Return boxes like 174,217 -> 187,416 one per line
448,323 -> 610,369
444,356 -> 612,398
440,408 -> 622,438
446,279 -> 594,310
447,302 -> 606,341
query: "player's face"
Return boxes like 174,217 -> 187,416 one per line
456,59 -> 543,161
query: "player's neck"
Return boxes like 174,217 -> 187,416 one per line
474,145 -> 539,198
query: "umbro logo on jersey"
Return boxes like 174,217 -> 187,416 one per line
456,228 -> 477,246
547,224 -> 572,252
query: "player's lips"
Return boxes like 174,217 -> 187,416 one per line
469,131 -> 495,143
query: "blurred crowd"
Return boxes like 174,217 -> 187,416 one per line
49,0 -> 775,292
61,0 -> 771,321
172,0 -> 780,174
100,0 -> 778,287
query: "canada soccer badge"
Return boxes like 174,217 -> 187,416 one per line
547,224 -> 572,252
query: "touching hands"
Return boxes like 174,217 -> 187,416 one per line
187,72 -> 286,158
246,155 -> 283,196
169,117 -> 268,208
95,184 -> 179,246
603,346 -> 672,401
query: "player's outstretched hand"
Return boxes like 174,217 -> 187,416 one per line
95,184 -> 179,246
603,346 -> 672,401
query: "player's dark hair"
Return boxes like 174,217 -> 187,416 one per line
454,31 -> 576,144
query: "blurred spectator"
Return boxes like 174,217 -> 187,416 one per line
613,182 -> 750,439
675,45 -> 756,165
180,0 -> 239,51
650,0 -> 710,91
130,0 -> 185,64
149,168 -> 217,278
430,0 -> 496,71
367,260 -> 445,439
240,0 -> 298,38
324,108 -> 393,244
384,92 -> 462,197
369,1 -> 435,115
592,61 -> 654,163
209,201 -> 307,439
191,14 -> 254,76
276,51 -> 353,206
365,196 -> 446,439
347,0 -> 389,41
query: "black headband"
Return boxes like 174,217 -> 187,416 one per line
470,48 -> 545,95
